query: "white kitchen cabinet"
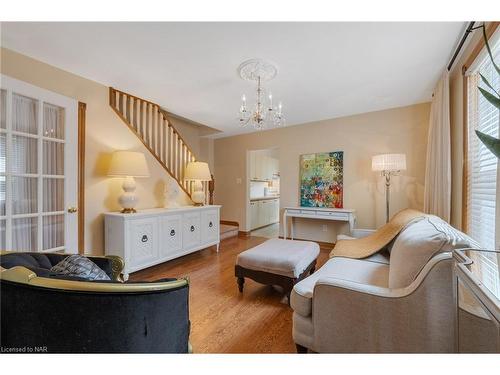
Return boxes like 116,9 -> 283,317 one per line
249,150 -> 279,181
250,198 -> 280,230
105,205 -> 221,279
270,199 -> 279,223
250,201 -> 259,229
250,152 -> 257,180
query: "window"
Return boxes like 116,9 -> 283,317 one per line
465,31 -> 499,250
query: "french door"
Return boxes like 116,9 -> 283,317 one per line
0,74 -> 78,253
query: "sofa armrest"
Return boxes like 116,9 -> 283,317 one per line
351,229 -> 376,238
86,255 -> 125,281
310,253 -> 454,353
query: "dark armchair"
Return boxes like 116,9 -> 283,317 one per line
0,251 -> 190,353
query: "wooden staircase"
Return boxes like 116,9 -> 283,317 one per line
109,87 -> 212,203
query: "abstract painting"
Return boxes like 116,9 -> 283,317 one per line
300,151 -> 343,208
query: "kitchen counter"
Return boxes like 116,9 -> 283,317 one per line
250,196 -> 280,202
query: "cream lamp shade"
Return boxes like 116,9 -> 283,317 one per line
184,162 -> 212,181
372,153 -> 406,172
108,151 -> 150,177
184,161 -> 212,206
108,151 -> 150,213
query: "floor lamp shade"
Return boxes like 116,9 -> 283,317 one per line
372,153 -> 406,223
184,162 -> 212,205
372,153 -> 406,172
108,151 -> 150,213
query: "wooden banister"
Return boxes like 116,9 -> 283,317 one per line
109,87 -> 211,203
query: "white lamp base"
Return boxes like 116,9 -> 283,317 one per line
119,176 -> 138,213
191,180 -> 205,206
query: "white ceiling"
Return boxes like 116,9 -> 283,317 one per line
1,22 -> 465,137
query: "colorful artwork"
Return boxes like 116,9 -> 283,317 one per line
300,151 -> 343,208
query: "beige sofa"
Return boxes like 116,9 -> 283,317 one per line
290,214 -> 479,353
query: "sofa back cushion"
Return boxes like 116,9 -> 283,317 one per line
389,216 -> 478,288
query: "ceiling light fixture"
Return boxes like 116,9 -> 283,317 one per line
237,58 -> 285,130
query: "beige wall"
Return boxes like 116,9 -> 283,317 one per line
1,48 -> 215,255
214,103 -> 430,242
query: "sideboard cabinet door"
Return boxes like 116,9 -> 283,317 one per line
202,209 -> 219,243
126,217 -> 159,271
160,214 -> 183,257
183,211 -> 201,250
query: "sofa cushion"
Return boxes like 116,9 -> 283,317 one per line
0,253 -> 54,271
389,216 -> 479,288
50,255 -> 111,281
290,257 -> 389,317
236,238 -> 320,278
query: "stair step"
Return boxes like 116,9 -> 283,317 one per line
220,224 -> 238,240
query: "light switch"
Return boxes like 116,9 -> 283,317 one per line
236,178 -> 242,184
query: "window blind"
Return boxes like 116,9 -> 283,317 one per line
467,37 -> 500,250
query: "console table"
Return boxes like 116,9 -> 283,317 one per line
283,207 -> 356,240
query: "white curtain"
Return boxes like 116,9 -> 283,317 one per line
11,94 -> 38,251
424,71 -> 451,222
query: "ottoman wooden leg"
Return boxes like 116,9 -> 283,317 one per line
296,344 -> 308,353
237,277 -> 245,293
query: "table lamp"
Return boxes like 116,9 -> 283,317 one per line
108,151 -> 150,213
372,153 -> 406,223
184,161 -> 212,206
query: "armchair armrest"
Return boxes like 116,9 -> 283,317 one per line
310,253 -> 454,353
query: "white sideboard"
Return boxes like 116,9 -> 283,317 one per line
283,206 -> 356,240
105,205 -> 221,279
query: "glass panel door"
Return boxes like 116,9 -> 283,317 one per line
0,75 -> 78,253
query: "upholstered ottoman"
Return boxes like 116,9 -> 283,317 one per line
235,238 -> 320,303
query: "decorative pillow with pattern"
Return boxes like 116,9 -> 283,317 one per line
50,255 -> 111,281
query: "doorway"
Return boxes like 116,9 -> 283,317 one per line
248,147 -> 280,238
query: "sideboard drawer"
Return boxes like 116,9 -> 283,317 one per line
160,214 -> 183,256
202,209 -> 219,243
183,211 -> 201,249
126,218 -> 158,270
316,211 -> 349,221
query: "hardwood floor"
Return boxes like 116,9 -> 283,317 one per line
130,235 -> 331,353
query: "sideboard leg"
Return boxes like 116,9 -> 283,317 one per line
216,243 -> 220,252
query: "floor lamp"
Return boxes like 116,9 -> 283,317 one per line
372,154 -> 406,223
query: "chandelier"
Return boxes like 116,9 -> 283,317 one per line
237,59 -> 285,129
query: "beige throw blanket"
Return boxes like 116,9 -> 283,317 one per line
330,208 -> 425,259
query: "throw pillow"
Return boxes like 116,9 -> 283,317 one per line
50,255 -> 111,281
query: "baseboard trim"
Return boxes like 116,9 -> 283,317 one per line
238,231 -> 251,237
278,236 -> 335,249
